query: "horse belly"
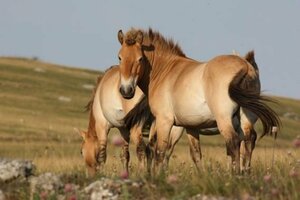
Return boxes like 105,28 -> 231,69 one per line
174,96 -> 215,128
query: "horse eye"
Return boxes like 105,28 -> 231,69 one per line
118,56 -> 121,61
138,57 -> 143,62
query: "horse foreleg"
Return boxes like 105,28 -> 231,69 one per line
130,124 -> 146,172
95,123 -> 110,172
186,128 -> 202,172
118,128 -> 130,173
154,117 -> 173,175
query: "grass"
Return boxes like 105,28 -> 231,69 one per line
0,57 -> 299,199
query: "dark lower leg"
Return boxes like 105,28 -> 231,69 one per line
186,128 -> 202,171
226,135 -> 241,174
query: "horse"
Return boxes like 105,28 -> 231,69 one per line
76,65 -> 147,176
77,65 -> 186,176
123,51 -> 253,173
116,28 -> 281,174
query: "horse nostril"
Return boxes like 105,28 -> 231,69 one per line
119,85 -> 134,98
119,87 -> 125,96
128,86 -> 133,94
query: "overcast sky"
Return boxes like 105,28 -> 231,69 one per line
1,0 -> 299,99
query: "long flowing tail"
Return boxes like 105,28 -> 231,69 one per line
229,52 -> 281,138
123,96 -> 154,130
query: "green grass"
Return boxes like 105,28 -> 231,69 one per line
0,57 -> 299,199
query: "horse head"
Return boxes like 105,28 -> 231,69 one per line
117,29 -> 146,99
75,128 -> 99,176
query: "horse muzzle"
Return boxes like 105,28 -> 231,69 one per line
119,85 -> 135,99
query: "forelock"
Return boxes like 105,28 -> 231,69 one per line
124,29 -> 139,45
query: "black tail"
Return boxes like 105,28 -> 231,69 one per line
123,96 -> 154,130
229,70 -> 281,138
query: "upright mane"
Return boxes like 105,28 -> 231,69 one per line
123,28 -> 188,86
124,28 -> 186,57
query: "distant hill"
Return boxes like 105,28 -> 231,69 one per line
0,57 -> 103,142
0,57 -> 299,147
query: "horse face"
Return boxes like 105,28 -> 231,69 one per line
79,131 -> 99,176
117,30 -> 144,99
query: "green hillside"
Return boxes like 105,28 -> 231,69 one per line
0,56 -> 299,152
0,57 -> 102,142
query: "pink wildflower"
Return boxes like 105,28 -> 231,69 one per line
111,135 -> 125,147
263,174 -> 272,183
68,195 -> 77,200
292,136 -> 300,148
120,170 -> 129,179
166,174 -> 178,184
64,183 -> 73,193
39,191 -> 48,200
289,168 -> 299,178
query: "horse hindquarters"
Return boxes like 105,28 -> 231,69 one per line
203,70 -> 244,173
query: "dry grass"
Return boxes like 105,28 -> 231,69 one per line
0,57 -> 299,199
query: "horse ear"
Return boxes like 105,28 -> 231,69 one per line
118,30 -> 124,44
136,31 -> 143,45
74,128 -> 86,140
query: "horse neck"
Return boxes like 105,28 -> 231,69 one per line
145,50 -> 183,84
87,108 -> 97,139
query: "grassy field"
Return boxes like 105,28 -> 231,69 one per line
0,57 -> 299,199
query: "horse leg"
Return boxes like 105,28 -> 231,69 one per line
218,117 -> 241,174
214,107 -> 241,174
95,122 -> 110,172
207,89 -> 241,173
154,117 -> 173,175
118,127 -> 130,173
165,126 -> 184,168
186,128 -> 202,172
129,124 -> 146,172
146,123 -> 184,175
146,120 -> 156,175
239,108 -> 257,173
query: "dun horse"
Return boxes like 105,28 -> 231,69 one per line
78,65 -> 185,176
77,66 -> 147,176
117,28 -> 281,173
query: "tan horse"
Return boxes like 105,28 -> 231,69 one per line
124,51 -> 254,173
78,65 -> 185,176
77,65 -> 147,176
117,28 -> 281,173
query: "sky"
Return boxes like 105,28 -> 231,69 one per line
0,0 -> 299,99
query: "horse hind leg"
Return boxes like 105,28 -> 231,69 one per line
129,124 -> 146,172
146,123 -> 184,175
118,128 -> 131,173
154,116 -> 174,175
239,108 -> 257,173
186,128 -> 202,172
214,103 -> 241,174
146,120 -> 157,175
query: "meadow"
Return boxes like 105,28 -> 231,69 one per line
0,57 -> 299,199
